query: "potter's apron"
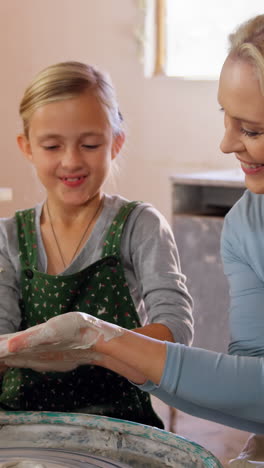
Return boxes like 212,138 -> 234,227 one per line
0,202 -> 163,428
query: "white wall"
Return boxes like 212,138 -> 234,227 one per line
0,0 -> 237,220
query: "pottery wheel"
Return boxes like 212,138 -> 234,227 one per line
0,448 -> 130,468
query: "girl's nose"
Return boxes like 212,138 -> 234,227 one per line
61,147 -> 82,167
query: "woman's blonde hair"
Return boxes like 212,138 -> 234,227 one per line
228,14 -> 264,93
19,61 -> 123,137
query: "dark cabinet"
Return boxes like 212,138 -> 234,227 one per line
171,172 -> 245,352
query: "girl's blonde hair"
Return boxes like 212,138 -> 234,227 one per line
19,61 -> 123,137
228,14 -> 264,93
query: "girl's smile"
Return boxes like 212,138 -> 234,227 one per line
60,175 -> 87,188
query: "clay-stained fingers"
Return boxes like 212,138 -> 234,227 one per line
0,325 -> 43,359
0,312 -> 123,364
7,312 -> 102,354
7,324 -> 49,353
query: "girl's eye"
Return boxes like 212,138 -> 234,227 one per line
82,144 -> 100,149
240,128 -> 263,138
43,145 -> 59,150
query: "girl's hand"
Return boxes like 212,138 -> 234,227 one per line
4,349 -> 102,372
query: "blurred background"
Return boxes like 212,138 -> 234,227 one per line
0,0 -> 238,220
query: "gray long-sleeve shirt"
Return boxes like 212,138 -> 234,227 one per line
0,194 -> 194,344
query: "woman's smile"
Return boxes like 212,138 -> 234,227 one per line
237,157 -> 264,174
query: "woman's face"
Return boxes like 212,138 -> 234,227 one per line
218,56 -> 264,193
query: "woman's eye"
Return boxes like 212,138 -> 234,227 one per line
240,128 -> 262,138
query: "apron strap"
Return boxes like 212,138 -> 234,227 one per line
102,201 -> 141,257
15,208 -> 38,269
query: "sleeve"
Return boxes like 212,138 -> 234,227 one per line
135,196 -> 264,434
140,342 -> 264,433
122,204 -> 194,345
220,206 -> 264,357
0,220 -> 22,334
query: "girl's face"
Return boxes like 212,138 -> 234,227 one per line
17,91 -> 124,208
218,57 -> 264,193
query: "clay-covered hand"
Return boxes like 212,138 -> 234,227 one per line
0,312 -> 124,372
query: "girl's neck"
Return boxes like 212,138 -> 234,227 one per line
40,193 -> 105,274
42,193 -> 104,227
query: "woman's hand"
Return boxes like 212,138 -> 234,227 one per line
0,312 -> 124,372
8,312 -> 124,353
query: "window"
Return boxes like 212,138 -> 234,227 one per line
143,0 -> 264,79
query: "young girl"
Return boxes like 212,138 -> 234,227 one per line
0,61 -> 193,427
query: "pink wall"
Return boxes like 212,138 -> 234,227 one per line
0,0 -> 237,220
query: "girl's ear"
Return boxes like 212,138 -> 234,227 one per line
111,131 -> 125,160
17,134 -> 33,162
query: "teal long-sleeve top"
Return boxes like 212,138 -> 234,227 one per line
140,190 -> 264,433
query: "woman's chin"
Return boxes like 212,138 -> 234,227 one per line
244,176 -> 264,194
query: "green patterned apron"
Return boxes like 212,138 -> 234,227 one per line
0,202 -> 163,428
